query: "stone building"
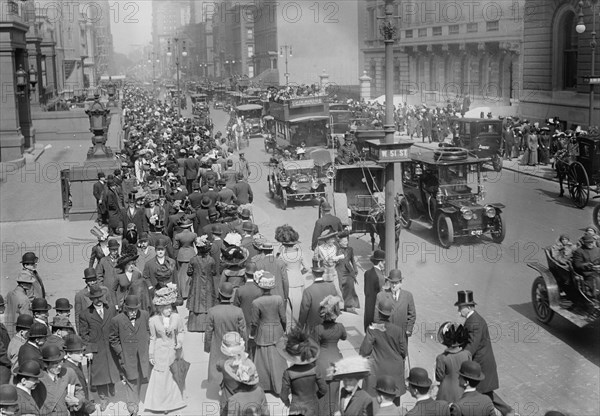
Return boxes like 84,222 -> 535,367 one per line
360,0 -> 524,108
520,0 -> 600,128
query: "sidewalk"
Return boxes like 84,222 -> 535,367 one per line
0,110 -> 122,222
399,133 -> 558,183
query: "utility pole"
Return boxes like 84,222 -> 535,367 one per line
280,44 -> 292,85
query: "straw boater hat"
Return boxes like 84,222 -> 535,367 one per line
221,332 -> 246,357
256,271 -> 276,290
224,357 -> 259,385
276,326 -> 320,365
329,356 -> 372,381
153,283 -> 178,306
317,226 -> 338,241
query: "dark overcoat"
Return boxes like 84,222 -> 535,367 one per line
109,309 -> 151,380
78,302 -> 120,386
233,280 -> 263,330
95,255 -> 120,306
120,207 -> 148,234
298,280 -> 337,329
464,311 -> 499,393
340,388 -> 374,416
374,289 -> 416,341
405,397 -> 450,416
450,390 -> 496,416
311,214 -> 344,250
363,266 -> 384,331
16,386 -> 44,416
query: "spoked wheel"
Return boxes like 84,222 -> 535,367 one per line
398,197 -> 412,229
435,213 -> 454,249
531,276 -> 554,324
490,214 -> 506,244
567,161 -> 590,208
492,154 -> 503,172
593,203 -> 600,229
281,189 -> 288,210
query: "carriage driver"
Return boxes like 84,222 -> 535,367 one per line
336,134 -> 360,165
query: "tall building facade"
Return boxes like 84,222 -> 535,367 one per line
152,0 -> 191,76
361,0 -> 524,106
520,0 -> 600,127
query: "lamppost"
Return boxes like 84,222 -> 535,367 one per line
200,63 -> 208,79
576,0 -> 599,128
85,94 -> 112,159
167,37 -> 187,116
15,64 -> 37,98
279,44 -> 292,85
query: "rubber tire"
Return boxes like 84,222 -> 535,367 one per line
492,154 -> 503,172
490,214 -> 506,244
268,177 -> 274,199
594,204 -> 600,229
281,189 -> 288,210
436,213 -> 454,249
531,276 -> 554,324
398,197 -> 412,229
433,148 -> 468,161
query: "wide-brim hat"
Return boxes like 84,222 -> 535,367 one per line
224,357 -> 259,385
458,361 -> 485,381
200,197 -> 212,208
406,367 -> 433,387
256,271 -> 276,289
85,285 -> 108,299
317,227 -> 338,241
153,283 -> 178,306
221,246 -> 249,266
276,336 -> 320,365
370,250 -> 385,262
221,332 -> 246,356
116,253 -> 139,270
454,290 -> 477,307
329,356 -> 372,381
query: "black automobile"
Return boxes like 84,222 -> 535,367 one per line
398,147 -> 506,248
450,118 -> 504,172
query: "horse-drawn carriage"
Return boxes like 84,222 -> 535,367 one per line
555,132 -> 600,209
267,159 -> 327,210
398,148 -> 506,248
529,248 -> 600,328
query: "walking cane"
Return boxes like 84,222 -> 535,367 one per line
86,356 -> 92,395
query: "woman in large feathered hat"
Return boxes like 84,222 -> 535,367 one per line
435,321 -> 471,402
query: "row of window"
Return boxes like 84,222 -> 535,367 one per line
404,21 -> 498,38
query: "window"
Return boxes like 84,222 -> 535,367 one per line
557,10 -> 578,90
247,28 -> 253,40
449,24 -> 459,35
248,45 -> 254,58
433,26 -> 442,36
486,21 -> 499,31
368,8 -> 375,39
418,28 -> 427,37
467,23 -> 478,33
370,61 -> 377,88
405,30 -> 413,38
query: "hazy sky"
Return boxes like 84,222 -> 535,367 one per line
111,0 -> 154,55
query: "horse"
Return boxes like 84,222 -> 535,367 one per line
554,138 -> 579,197
365,204 -> 402,269
233,120 -> 245,152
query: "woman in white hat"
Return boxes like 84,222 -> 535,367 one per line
314,227 -> 345,309
144,283 -> 187,413
216,332 -> 247,415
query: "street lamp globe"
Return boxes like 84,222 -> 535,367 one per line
16,65 -> 27,88
167,50 -> 172,57
576,22 -> 586,33
182,51 -> 188,57
29,65 -> 38,87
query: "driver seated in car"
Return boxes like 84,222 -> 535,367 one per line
337,135 -> 360,165
551,234 -> 577,266
573,233 -> 600,299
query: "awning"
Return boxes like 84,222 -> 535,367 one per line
288,116 -> 330,123
236,104 -> 263,111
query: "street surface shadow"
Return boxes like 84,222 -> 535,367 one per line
536,188 -> 579,209
509,302 -> 600,367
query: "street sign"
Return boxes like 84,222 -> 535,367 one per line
365,138 -> 413,163
582,75 -> 600,84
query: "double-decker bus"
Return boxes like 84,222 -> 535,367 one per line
269,96 -> 330,149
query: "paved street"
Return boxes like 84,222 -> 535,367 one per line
1,105 -> 597,415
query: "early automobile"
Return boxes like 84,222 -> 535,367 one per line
235,104 -> 263,134
529,248 -> 600,328
267,159 -> 327,210
398,147 -> 506,248
450,118 -> 504,172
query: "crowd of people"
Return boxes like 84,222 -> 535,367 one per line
0,84 -> 579,416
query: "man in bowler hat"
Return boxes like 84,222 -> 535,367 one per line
374,375 -> 402,416
19,252 -> 46,299
364,250 -> 385,331
298,267 -> 338,329
4,271 -> 34,337
405,368 -> 449,416
109,295 -> 150,416
450,361 -> 496,416
456,290 -> 513,416
374,270 -> 416,347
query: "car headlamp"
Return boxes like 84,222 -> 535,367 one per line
290,182 -> 298,191
461,207 -> 474,220
485,206 -> 496,218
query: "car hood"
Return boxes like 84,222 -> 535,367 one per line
447,199 -> 484,210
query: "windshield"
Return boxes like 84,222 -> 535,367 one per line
437,164 -> 479,194
478,122 -> 500,134
289,120 -> 328,147
238,109 -> 262,119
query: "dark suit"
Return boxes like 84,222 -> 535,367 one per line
374,289 -> 416,341
573,245 -> 600,278
18,342 -> 43,368
188,191 -> 204,209
450,390 -> 495,416
62,359 -> 97,416
74,285 -> 111,334
78,302 -> 120,391
16,386 -> 44,416
120,206 -> 148,234
195,207 -> 210,231
0,322 -> 11,384
233,280 -> 263,343
311,213 -> 344,250
95,255 -> 119,306
103,186 -> 123,231
232,180 -> 253,205
405,397 -> 450,416
464,311 -> 499,394
88,243 -> 107,268
184,157 -> 201,193
363,266 -> 385,331
147,231 -> 175,259
40,366 -> 86,416
298,279 -> 337,328
340,388 -> 374,416
93,180 -> 107,222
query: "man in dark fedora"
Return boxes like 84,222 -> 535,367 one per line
43,316 -> 75,351
109,295 -> 150,416
194,196 -> 212,231
62,334 -> 97,416
298,267 -> 338,329
147,219 -> 175,259
311,201 -> 344,250
450,361 -> 496,416
19,252 -> 46,300
374,270 -> 416,347
188,181 -> 204,209
39,344 -> 86,415
7,314 -> 33,377
456,290 -> 513,416
374,375 -> 401,416
120,192 -> 148,236
74,268 -> 112,334
405,367 -> 449,416
4,271 -> 34,337
95,239 -> 120,304
93,172 -> 108,225
102,175 -> 124,236
364,249 -> 386,331
79,285 -> 119,412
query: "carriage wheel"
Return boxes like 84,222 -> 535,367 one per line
398,197 -> 412,229
435,213 -> 454,249
531,276 -> 554,324
492,154 -> 503,172
281,190 -> 288,210
567,162 -> 590,208
594,204 -> 600,229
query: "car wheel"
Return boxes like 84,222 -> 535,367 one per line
281,189 -> 288,210
490,214 -> 506,243
268,177 -> 274,199
436,213 -> 454,248
492,154 -> 503,172
531,276 -> 554,324
594,204 -> 600,229
398,197 -> 412,229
